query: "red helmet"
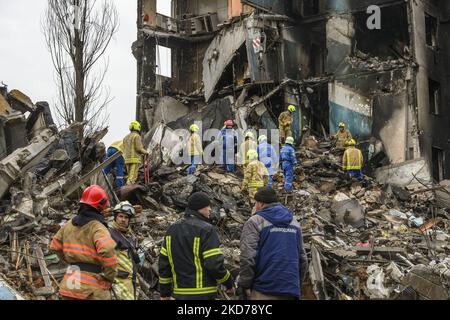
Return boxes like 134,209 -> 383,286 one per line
224,120 -> 234,127
80,185 -> 110,212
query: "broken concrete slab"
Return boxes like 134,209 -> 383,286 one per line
331,198 -> 365,228
150,96 -> 190,127
203,22 -> 246,101
0,128 -> 57,198
375,158 -> 431,188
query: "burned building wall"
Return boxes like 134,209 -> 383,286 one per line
324,1 -> 419,166
411,0 -> 450,181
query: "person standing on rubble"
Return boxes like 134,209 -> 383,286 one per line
278,105 -> 296,144
280,137 -> 297,193
109,201 -> 140,300
158,192 -> 235,300
219,120 -> 238,172
239,131 -> 257,169
331,122 -> 353,150
50,185 -> 118,300
342,139 -> 364,180
257,135 -> 277,187
239,187 -> 308,300
186,124 -> 203,174
242,150 -> 269,204
123,121 -> 149,185
103,140 -> 125,189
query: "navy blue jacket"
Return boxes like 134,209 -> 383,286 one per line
239,203 -> 308,298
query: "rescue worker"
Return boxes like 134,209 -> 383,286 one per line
331,122 -> 353,150
278,105 -> 296,144
257,135 -> 277,187
158,192 -> 235,300
50,185 -> 118,300
123,121 -> 149,185
186,124 -> 203,175
242,150 -> 269,201
239,131 -> 257,168
109,201 -> 140,300
342,139 -> 364,180
239,187 -> 308,300
103,140 -> 125,189
280,137 -> 297,193
219,120 -> 238,172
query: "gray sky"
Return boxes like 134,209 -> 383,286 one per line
0,0 -> 138,146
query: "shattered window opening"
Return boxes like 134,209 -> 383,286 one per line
428,78 -> 441,116
432,146 -> 445,182
156,0 -> 173,18
425,13 -> 438,49
156,44 -> 172,78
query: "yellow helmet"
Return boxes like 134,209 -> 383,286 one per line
189,124 -> 199,132
245,131 -> 255,140
247,149 -> 259,160
339,122 -> 346,128
285,137 -> 295,145
346,139 -> 356,146
129,121 -> 141,132
288,105 -> 296,113
258,135 -> 267,143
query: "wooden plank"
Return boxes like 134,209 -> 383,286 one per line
351,246 -> 406,256
35,247 -> 52,288
64,151 -> 121,197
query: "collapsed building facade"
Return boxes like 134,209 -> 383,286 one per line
133,0 -> 450,185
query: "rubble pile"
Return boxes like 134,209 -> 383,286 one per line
0,90 -> 448,301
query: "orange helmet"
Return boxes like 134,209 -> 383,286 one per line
80,185 -> 110,212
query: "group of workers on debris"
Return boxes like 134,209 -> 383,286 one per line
48,105 -> 363,300
50,184 -> 307,300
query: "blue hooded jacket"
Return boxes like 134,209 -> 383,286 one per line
253,204 -> 303,298
257,142 -> 277,175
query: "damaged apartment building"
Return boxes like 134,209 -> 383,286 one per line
133,0 -> 450,184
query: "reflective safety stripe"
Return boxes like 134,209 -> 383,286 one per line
166,236 -> 177,289
159,276 -> 173,284
50,239 -> 62,251
202,248 -> 222,259
64,273 -> 111,290
173,286 -> 218,295
113,281 -> 134,300
249,182 -> 264,188
193,237 -> 202,289
160,247 -> 168,256
344,149 -> 362,170
117,251 -> 133,274
217,270 -> 231,284
59,289 -> 89,300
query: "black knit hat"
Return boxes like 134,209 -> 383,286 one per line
254,187 -> 278,204
188,192 -> 211,211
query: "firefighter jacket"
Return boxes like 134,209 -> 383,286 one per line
110,221 -> 140,300
110,140 -> 124,153
158,208 -> 234,300
333,129 -> 353,149
123,131 -> 147,165
187,133 -> 203,156
239,139 -> 257,165
342,146 -> 363,170
278,111 -> 293,129
242,160 -> 269,191
50,204 -> 118,300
